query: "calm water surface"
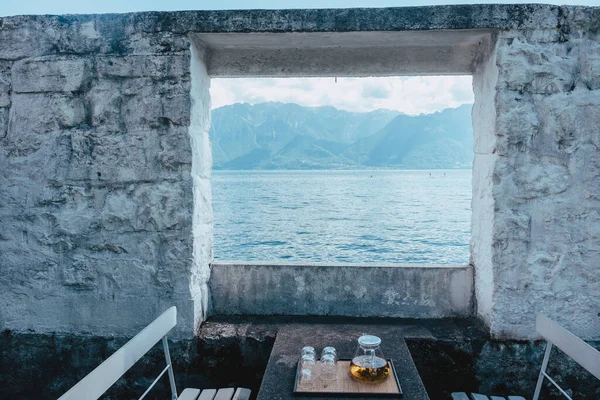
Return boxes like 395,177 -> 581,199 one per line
212,170 -> 471,264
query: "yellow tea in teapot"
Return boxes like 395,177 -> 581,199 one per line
350,334 -> 390,383
349,355 -> 390,382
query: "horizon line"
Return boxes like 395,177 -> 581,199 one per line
211,100 -> 474,115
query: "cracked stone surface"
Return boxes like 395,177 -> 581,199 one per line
0,15 -> 206,338
472,21 -> 600,340
0,4 -> 599,340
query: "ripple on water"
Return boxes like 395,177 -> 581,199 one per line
249,240 -> 288,246
213,170 -> 472,264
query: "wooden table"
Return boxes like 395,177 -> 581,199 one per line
256,324 -> 430,400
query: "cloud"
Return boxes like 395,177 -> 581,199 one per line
210,76 -> 474,115
361,82 -> 393,99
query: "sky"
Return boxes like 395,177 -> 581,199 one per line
3,0 -> 596,115
210,76 -> 474,115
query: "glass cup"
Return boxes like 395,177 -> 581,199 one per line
302,346 -> 316,359
321,346 -> 337,361
298,368 -> 317,389
300,353 -> 317,367
319,353 -> 338,381
298,354 -> 317,389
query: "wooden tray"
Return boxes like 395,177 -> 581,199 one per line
293,359 -> 403,398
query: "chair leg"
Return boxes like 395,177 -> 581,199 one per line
533,342 -> 553,400
163,336 -> 179,400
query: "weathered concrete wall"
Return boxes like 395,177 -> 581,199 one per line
210,263 -> 473,318
1,5 -> 600,341
0,15 -> 207,337
475,9 -> 600,340
471,34 -> 499,331
197,5 -> 600,340
189,40 -> 213,328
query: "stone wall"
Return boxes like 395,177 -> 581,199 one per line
0,14 -> 209,337
471,33 -> 499,332
210,262 -> 473,318
474,8 -> 600,339
189,39 -> 213,329
0,5 -> 599,341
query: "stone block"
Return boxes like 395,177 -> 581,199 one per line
0,208 -> 193,304
0,107 -> 8,139
0,17 -> 58,60
89,18 -> 191,56
495,209 -> 531,245
158,127 -> 193,170
55,130 -> 162,182
569,144 -> 600,201
0,16 -> 189,61
0,253 -> 62,298
498,43 -> 578,95
2,125 -> 70,167
0,175 -> 36,210
578,43 -> 600,90
87,80 -> 124,132
61,259 -> 98,291
0,290 -> 195,337
95,181 -> 193,233
116,31 -> 191,56
130,182 -> 193,231
96,55 -> 189,78
88,77 -> 191,133
495,98 -> 540,155
71,232 -> 192,297
121,85 -> 190,131
12,57 -> 90,93
513,158 -> 571,199
10,93 -> 86,134
0,77 -> 10,107
561,6 -> 600,31
533,99 -> 600,159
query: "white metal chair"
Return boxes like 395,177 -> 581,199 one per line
452,314 -> 600,400
58,306 -> 251,400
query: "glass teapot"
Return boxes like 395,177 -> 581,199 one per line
349,334 -> 390,382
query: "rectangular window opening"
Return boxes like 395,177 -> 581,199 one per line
209,76 -> 473,265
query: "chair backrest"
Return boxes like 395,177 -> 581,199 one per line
533,314 -> 600,400
58,306 -> 178,400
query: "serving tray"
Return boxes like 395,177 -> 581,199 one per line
293,359 -> 403,398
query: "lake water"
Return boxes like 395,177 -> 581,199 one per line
212,170 -> 472,264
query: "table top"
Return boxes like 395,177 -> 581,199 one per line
256,323 -> 430,400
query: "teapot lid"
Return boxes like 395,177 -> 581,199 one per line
358,334 -> 381,347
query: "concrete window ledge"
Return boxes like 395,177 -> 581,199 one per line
209,262 -> 473,318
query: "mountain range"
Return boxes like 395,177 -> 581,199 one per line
209,102 -> 473,170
